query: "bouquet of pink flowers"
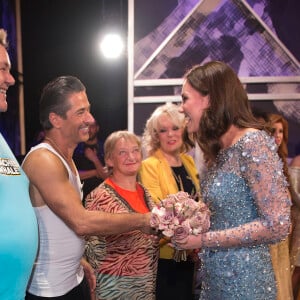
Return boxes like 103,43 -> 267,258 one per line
150,191 -> 211,262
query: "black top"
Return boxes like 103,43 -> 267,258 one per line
171,165 -> 198,200
73,140 -> 105,203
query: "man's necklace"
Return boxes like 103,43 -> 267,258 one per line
44,137 -> 76,173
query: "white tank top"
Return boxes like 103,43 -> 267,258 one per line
24,143 -> 85,297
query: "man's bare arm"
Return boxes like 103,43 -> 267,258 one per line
22,149 -> 151,236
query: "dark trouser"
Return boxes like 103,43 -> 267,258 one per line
25,277 -> 90,300
156,258 -> 195,300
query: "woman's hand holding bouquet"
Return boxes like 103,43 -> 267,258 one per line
150,191 -> 211,262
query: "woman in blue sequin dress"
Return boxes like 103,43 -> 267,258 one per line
176,61 -> 291,300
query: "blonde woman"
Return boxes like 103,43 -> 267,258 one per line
139,103 -> 200,300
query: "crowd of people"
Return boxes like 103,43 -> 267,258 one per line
1,27 -> 300,300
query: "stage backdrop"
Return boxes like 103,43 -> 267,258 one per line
131,0 -> 300,157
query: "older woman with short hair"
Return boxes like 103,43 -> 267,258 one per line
85,131 -> 159,300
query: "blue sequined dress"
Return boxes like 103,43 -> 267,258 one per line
199,130 -> 291,300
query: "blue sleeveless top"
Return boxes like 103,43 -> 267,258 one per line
0,133 -> 38,300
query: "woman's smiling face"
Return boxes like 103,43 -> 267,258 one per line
179,80 -> 209,133
156,113 -> 183,155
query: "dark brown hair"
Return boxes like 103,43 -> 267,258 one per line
184,61 -> 262,163
39,76 -> 86,130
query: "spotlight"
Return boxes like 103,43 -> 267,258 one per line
100,33 -> 124,59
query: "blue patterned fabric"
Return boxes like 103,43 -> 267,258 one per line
199,130 -> 291,300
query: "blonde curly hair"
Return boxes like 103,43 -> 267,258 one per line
142,103 -> 188,156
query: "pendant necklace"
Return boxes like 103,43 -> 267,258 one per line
171,167 -> 184,192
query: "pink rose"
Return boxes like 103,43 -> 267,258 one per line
151,206 -> 165,216
163,197 -> 176,212
159,210 -> 175,227
162,228 -> 175,238
181,198 -> 199,218
174,191 -> 190,203
172,224 -> 190,242
189,211 -> 210,234
174,202 -> 184,216
150,212 -> 160,228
